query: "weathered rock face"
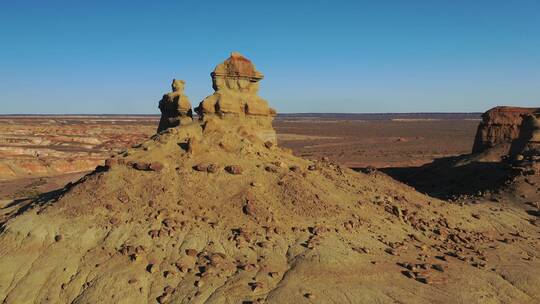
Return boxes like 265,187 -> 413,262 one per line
472,106 -> 539,154
157,79 -> 193,132
195,52 -> 277,143
519,114 -> 540,161
531,116 -> 540,142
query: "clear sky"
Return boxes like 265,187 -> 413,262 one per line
1,0 -> 539,114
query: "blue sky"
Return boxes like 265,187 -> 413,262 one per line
0,0 -> 539,114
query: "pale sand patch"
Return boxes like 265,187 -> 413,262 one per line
277,133 -> 340,141
391,118 -> 442,122
278,119 -> 366,123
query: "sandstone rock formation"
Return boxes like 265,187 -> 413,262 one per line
157,79 -> 192,132
195,52 -> 277,143
472,106 -> 539,155
518,114 -> 540,161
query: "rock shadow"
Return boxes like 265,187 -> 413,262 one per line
0,187 -> 66,232
356,155 -> 514,200
0,168 -> 107,230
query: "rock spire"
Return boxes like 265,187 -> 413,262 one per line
157,79 -> 193,132
195,52 -> 275,118
157,52 -> 277,143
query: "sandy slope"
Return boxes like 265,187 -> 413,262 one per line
0,119 -> 538,304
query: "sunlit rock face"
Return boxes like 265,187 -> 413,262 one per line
472,106 -> 540,155
157,79 -> 193,132
195,52 -> 277,143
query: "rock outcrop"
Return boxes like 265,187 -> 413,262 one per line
472,106 -> 539,155
195,52 -> 277,143
157,79 -> 193,132
518,114 -> 540,161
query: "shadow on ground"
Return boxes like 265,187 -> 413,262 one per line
0,187 -> 67,233
0,168 -> 107,230
355,155 -> 514,200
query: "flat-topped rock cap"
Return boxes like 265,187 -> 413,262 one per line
481,106 -> 539,124
212,52 -> 263,80
472,106 -> 540,154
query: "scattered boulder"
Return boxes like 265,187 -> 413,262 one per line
149,162 -> 164,172
289,165 -> 301,173
304,293 -> 315,299
225,165 -> 243,175
206,163 -> 219,173
416,274 -> 432,284
146,263 -> 157,273
185,249 -> 198,257
193,163 -> 209,172
133,162 -> 150,171
132,162 -> 164,172
193,162 -> 219,173
432,264 -> 444,272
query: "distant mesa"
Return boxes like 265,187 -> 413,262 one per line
383,105 -> 540,201
472,106 -> 540,161
519,114 -> 540,161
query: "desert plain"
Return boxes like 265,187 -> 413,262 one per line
0,113 -> 479,201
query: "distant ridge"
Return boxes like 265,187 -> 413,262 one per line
277,112 -> 482,120
0,112 -> 482,121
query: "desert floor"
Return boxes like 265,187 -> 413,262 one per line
1,113 -> 540,304
0,114 -> 480,201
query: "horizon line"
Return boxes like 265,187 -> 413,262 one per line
0,112 -> 484,116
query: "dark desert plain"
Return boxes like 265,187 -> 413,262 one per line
0,113 -> 480,201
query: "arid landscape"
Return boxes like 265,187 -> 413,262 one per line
3,0 -> 540,302
0,53 -> 538,304
0,115 -> 157,200
0,113 -> 479,201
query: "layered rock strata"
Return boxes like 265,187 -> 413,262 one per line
519,114 -> 540,161
157,79 -> 193,132
472,106 -> 539,154
195,52 -> 277,143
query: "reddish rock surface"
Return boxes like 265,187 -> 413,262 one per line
472,106 -> 539,154
0,115 -> 157,182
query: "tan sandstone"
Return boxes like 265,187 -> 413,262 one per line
157,79 -> 193,132
195,52 -> 277,144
